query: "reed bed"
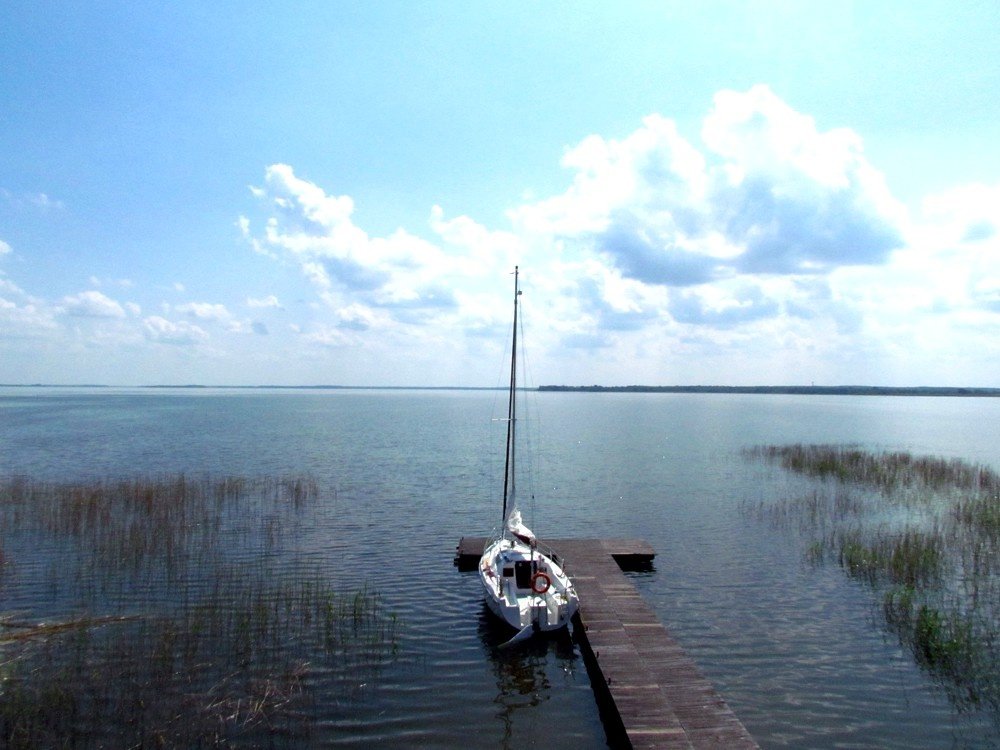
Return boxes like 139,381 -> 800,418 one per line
744,445 -> 1000,722
830,527 -> 944,587
745,444 -> 1000,496
0,475 -> 396,748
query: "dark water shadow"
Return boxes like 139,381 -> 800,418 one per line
475,603 -> 610,748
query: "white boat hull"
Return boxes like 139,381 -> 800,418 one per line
479,536 -> 579,633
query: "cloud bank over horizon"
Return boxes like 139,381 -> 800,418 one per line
2,86 -> 998,386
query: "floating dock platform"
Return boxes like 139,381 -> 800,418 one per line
455,537 -> 759,749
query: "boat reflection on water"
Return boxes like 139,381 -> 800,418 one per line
476,604 -> 589,747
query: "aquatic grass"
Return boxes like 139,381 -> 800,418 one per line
883,586 -> 999,714
831,527 -> 943,587
744,444 -> 1000,496
955,494 -> 1000,534
745,445 -> 1000,724
883,589 -> 974,672
0,474 -> 397,748
742,488 -> 869,533
0,474 -> 323,602
1,621 -> 317,747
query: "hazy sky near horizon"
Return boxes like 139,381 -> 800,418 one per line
2,2 -> 998,386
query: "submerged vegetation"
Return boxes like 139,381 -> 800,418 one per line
748,444 -> 1000,495
0,475 -> 397,748
744,445 -> 1000,727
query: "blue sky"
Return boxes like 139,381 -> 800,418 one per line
2,2 -> 998,386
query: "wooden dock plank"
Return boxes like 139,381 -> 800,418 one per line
456,537 -> 759,749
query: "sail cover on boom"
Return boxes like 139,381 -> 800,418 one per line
505,508 -> 536,545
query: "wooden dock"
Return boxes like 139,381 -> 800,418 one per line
455,538 -> 759,749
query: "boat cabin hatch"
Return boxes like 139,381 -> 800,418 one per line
514,560 -> 534,589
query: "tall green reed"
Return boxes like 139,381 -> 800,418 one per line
744,445 -> 1000,722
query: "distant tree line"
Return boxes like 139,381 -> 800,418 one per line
538,385 -> 1000,397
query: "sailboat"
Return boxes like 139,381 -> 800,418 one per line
479,267 -> 579,643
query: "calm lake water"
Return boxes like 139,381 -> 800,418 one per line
2,387 -> 999,748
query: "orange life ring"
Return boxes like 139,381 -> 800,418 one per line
530,571 -> 551,594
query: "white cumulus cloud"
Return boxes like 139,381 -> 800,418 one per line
0,296 -> 59,334
509,85 -> 907,289
704,85 -> 906,274
243,164 -> 459,320
142,316 -> 209,346
175,302 -> 232,322
247,295 -> 282,309
61,290 -> 127,318
236,87 -> 998,385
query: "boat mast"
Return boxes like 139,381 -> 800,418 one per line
501,266 -> 520,524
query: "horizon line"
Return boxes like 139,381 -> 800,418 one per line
2,383 -> 999,396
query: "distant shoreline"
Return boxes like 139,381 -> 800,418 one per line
2,384 -> 999,397
538,385 -> 1000,397
0,384 -> 501,391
